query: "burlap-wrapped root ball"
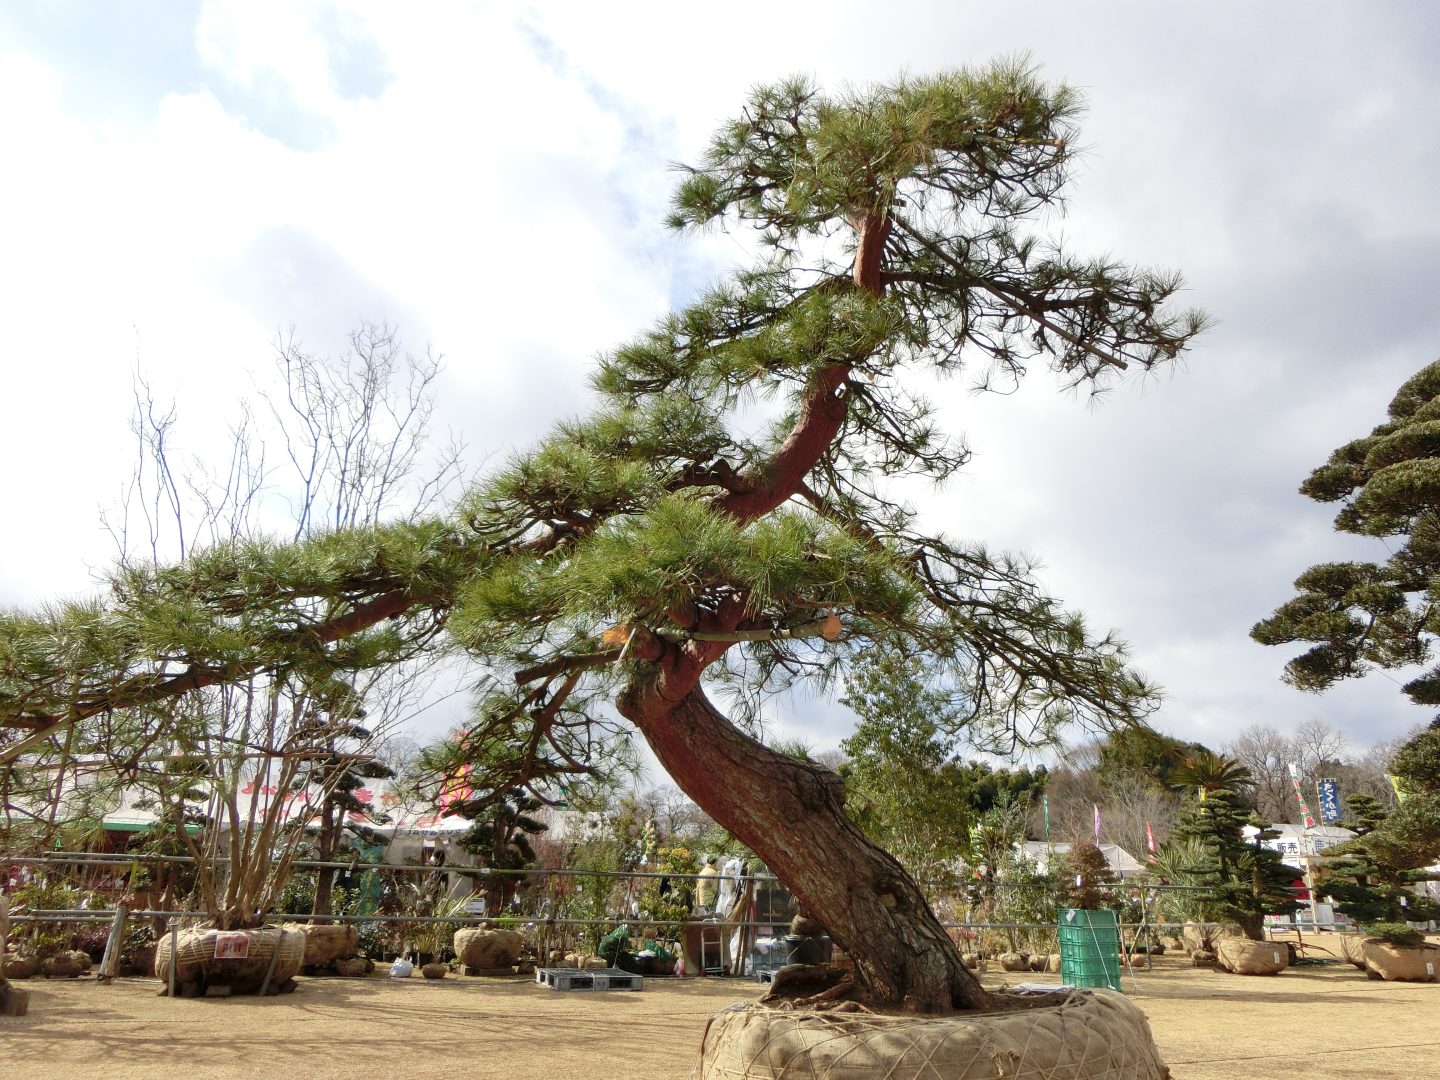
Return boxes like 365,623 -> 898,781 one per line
286,923 -> 359,969
40,954 -> 84,978
64,950 -> 93,972
155,926 -> 305,994
1182,922 -> 1245,954
998,952 -> 1029,972
697,989 -> 1168,1080
2,954 -> 39,980
454,928 -> 522,974
1335,934 -> 1367,968
1363,941 -> 1439,982
1215,937 -> 1288,976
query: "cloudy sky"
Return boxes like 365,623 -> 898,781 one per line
3,1 -> 1439,767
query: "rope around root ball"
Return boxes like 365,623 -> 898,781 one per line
696,987 -> 1170,1080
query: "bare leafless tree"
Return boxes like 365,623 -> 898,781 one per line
1227,724 -> 1295,822
1224,719 -> 1397,823
267,323 -> 464,539
6,326 -> 463,926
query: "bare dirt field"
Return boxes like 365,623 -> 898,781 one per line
3,956 -> 1437,1079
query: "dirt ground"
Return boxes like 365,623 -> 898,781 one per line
3,956 -> 1438,1079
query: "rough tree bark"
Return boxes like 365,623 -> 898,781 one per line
610,207 -> 992,1012
619,652 -> 990,1012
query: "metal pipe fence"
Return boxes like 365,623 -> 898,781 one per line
8,846 -> 1331,958
3,907 -> 1231,935
4,850 -> 1249,890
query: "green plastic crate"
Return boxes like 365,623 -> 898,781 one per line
1057,908 -> 1122,991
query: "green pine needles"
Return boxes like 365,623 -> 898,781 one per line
4,61 -> 1208,826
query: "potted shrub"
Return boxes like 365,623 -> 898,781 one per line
1214,935 -> 1288,976
18,928 -> 69,979
1362,923 -> 1438,982
633,846 -> 698,974
410,897 -> 466,968
455,920 -> 524,975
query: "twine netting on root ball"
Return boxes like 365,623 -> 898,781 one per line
155,926 -> 306,994
696,989 -> 1168,1080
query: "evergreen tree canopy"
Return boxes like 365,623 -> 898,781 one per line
454,787 -> 547,869
1165,758 -> 1300,938
1253,360 -> 1440,703
1254,360 -> 1440,876
1096,727 -> 1211,793
3,62 -> 1204,769
1351,721 -> 1440,872
1325,791 -> 1440,924
839,650 -> 1046,888
0,62 -> 1208,1011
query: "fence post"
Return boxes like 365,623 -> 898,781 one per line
167,920 -> 178,998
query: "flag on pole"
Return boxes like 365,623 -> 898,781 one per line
1317,779 -> 1341,824
1387,774 -> 1409,804
1093,803 -> 1102,846
1144,821 -> 1157,859
1287,763 -> 1316,828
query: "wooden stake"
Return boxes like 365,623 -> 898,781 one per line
167,921 -> 178,998
98,904 -> 129,982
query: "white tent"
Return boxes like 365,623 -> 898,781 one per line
27,765 -> 473,844
1017,841 -> 1146,879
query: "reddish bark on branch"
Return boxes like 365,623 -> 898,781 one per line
618,677 -> 990,1012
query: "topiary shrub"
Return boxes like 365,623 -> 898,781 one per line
1365,922 -> 1425,948
1058,843 -> 1116,910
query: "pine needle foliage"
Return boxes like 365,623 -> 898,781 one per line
1164,761 -> 1301,939
4,62 -> 1208,827
1325,791 -> 1440,924
1254,359 -> 1440,701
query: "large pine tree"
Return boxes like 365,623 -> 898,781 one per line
0,62 -> 1207,1011
1255,361 -> 1440,879
1165,756 -> 1301,939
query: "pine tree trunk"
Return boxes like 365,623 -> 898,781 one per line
619,680 -> 990,1013
311,804 -> 339,921
486,828 -> 505,915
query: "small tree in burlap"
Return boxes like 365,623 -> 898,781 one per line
1059,842 -> 1116,909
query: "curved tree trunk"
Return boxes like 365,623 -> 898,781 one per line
619,680 -> 989,1013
